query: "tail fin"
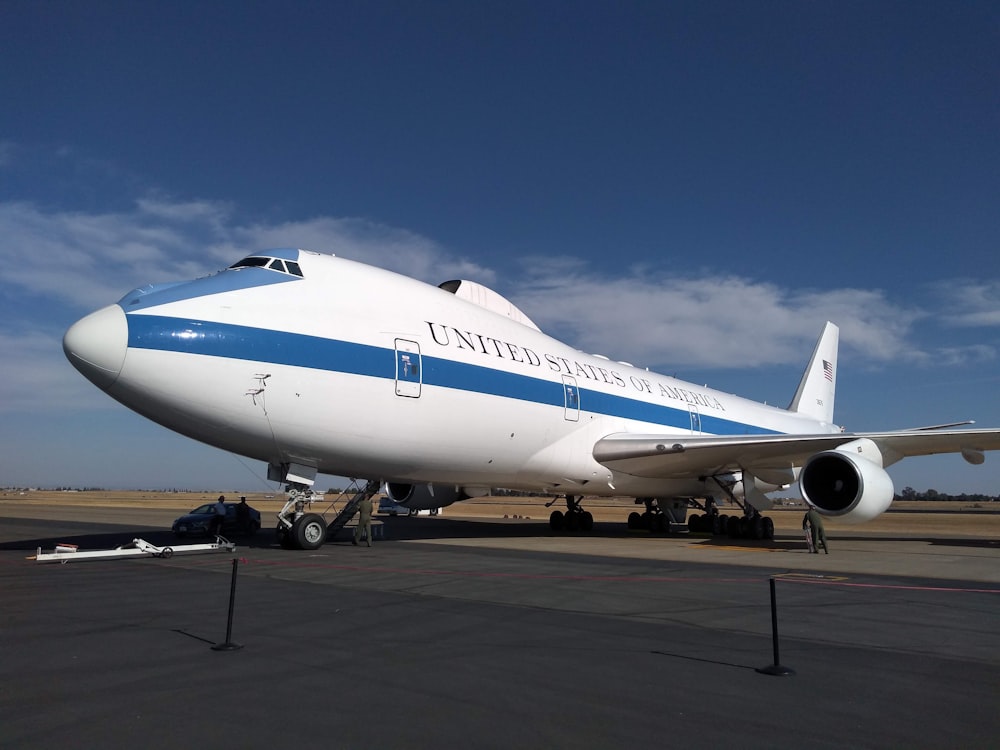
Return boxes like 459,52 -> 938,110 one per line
788,322 -> 839,425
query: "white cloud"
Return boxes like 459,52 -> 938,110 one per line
933,280 -> 1000,327
225,216 -> 497,285
136,197 -> 233,224
0,201 -> 227,309
933,345 -> 996,367
0,201 -> 496,314
510,261 -> 926,369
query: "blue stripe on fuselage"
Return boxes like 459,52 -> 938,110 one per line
126,314 -> 778,437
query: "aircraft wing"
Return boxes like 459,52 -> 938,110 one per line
592,428 -> 1000,480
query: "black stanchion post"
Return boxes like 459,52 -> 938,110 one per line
212,557 -> 243,652
756,577 -> 793,675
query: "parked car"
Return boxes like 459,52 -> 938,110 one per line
171,501 -> 261,537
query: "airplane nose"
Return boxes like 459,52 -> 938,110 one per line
63,304 -> 129,390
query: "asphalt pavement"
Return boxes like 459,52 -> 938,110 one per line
1,510 -> 997,749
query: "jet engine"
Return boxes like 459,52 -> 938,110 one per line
799,439 -> 894,523
384,482 -> 468,510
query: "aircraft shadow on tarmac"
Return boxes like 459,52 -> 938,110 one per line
2,514 -> 996,552
2,516 -> 584,552
0,516 -> 524,552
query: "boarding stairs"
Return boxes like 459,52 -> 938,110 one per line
323,479 -> 380,537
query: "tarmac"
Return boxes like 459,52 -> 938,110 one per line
1,506 -> 998,749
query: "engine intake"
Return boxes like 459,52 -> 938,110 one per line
800,445 -> 894,523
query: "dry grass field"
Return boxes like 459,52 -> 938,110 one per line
2,489 -> 997,537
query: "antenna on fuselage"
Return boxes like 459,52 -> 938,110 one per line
245,373 -> 271,407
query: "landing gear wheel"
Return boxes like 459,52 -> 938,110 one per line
627,511 -> 642,530
763,516 -> 775,540
580,511 -> 594,532
727,516 -> 741,538
293,513 -> 327,550
549,510 -> 565,531
645,513 -> 667,533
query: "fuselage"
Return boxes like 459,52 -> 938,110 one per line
64,249 -> 838,497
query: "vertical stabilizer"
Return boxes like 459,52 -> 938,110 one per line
788,322 -> 838,425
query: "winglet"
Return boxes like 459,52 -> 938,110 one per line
788,322 -> 838,424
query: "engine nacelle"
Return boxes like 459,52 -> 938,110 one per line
384,482 -> 468,510
799,440 -> 894,523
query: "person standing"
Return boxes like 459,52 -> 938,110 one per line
353,493 -> 374,547
803,507 -> 829,554
235,496 -> 250,533
210,495 -> 227,537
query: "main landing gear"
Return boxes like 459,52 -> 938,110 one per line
626,497 -> 672,533
624,491 -> 775,540
687,505 -> 775,540
548,495 -> 594,532
689,478 -> 776,540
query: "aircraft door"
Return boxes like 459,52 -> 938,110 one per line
395,339 -> 421,398
689,405 -> 702,434
562,375 -> 580,422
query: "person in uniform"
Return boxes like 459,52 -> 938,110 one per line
353,493 -> 374,547
803,507 -> 829,554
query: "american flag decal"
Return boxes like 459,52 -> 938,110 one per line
822,360 -> 834,382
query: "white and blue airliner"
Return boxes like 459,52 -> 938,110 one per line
63,249 -> 1000,548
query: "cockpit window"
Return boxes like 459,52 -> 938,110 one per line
229,256 -> 304,277
230,257 -> 270,269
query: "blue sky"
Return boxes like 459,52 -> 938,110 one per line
2,1 -> 998,494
